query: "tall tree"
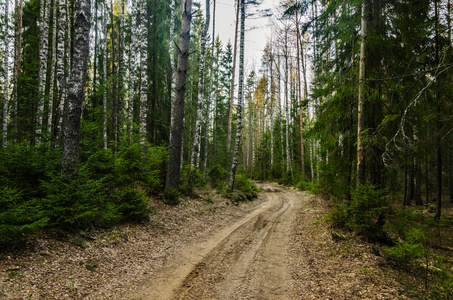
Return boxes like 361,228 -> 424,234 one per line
3,0 -> 10,148
61,0 -> 91,173
227,0 -> 240,152
229,0 -> 245,190
190,0 -> 210,168
357,0 -> 368,186
37,0 -> 51,144
139,0 -> 148,146
54,0 -> 66,147
166,0 -> 194,191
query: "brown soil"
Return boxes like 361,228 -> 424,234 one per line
1,182 -> 408,299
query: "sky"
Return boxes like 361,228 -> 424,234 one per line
201,0 -> 277,71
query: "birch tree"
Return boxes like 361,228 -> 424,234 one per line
190,0 -> 210,168
229,0 -> 245,191
139,0 -> 148,146
47,0 -> 58,133
37,0 -> 51,144
54,0 -> 66,147
2,0 -> 10,148
62,0 -> 91,174
128,0 -> 138,136
357,0 -> 368,186
103,0 -> 108,148
166,0 -> 194,191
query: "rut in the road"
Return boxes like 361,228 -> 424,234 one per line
126,184 -> 303,300
174,191 -> 292,299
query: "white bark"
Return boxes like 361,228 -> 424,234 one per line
37,0 -> 51,144
228,0 -> 245,191
47,0 -> 58,133
139,0 -> 148,145
62,0 -> 91,173
103,1 -> 108,148
128,0 -> 138,136
190,0 -> 210,168
54,0 -> 66,147
169,0 -> 176,141
3,0 -> 10,148
204,0 -> 216,175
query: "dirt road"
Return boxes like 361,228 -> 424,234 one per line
127,182 -> 303,300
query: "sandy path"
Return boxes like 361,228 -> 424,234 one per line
126,182 -> 302,300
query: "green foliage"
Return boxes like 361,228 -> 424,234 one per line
179,165 -> 206,197
327,184 -> 389,241
0,141 -> 170,244
164,188 -> 181,205
384,227 -> 427,268
207,164 -> 228,189
234,174 -> 259,194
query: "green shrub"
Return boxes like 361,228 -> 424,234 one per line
234,174 -> 259,193
384,227 -> 427,268
0,187 -> 48,243
180,165 -> 206,197
327,184 -> 389,241
208,164 -> 228,189
164,188 -> 181,205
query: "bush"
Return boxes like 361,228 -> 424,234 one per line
208,164 -> 228,189
327,184 -> 389,241
164,188 -> 181,205
234,174 -> 259,193
179,165 -> 206,197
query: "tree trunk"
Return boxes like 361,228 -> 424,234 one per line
13,0 -> 23,135
61,0 -> 91,174
294,1 -> 305,183
47,0 -> 58,134
53,0 -> 66,147
169,0 -> 176,141
204,0 -> 216,175
3,0 -> 10,148
128,0 -> 138,136
228,0 -> 245,191
190,0 -> 210,168
117,0 -> 124,141
102,1 -> 108,148
227,0 -> 240,152
357,0 -> 368,186
139,0 -> 148,146
37,0 -> 51,145
165,0 -> 194,191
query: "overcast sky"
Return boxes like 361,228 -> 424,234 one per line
201,0 -> 277,71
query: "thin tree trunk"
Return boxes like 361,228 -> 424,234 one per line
448,140 -> 453,202
190,0 -> 210,168
169,0 -> 176,141
294,1 -> 305,182
166,0 -> 194,191
103,1 -> 108,148
37,0 -> 51,145
53,0 -> 66,147
128,0 -> 138,136
227,0 -> 240,152
229,0 -> 245,191
47,0 -> 58,134
139,0 -> 148,146
204,0 -> 216,175
357,0 -> 368,186
61,0 -> 91,174
117,0 -> 124,141
13,0 -> 23,135
3,0 -> 10,148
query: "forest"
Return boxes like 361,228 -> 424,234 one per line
1,0 -> 453,297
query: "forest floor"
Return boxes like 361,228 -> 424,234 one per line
1,182 -> 413,299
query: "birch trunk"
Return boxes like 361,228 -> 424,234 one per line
47,0 -> 58,133
269,50 -> 274,176
357,0 -> 368,185
204,0 -> 216,175
139,0 -> 148,146
37,0 -> 51,144
53,0 -> 66,147
103,1 -> 108,148
227,0 -> 240,152
166,0 -> 194,191
3,0 -> 10,148
117,0 -> 124,141
228,0 -> 245,191
128,0 -> 138,136
190,0 -> 210,168
61,0 -> 91,174
284,29 -> 293,179
169,0 -> 176,141
13,0 -> 23,135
